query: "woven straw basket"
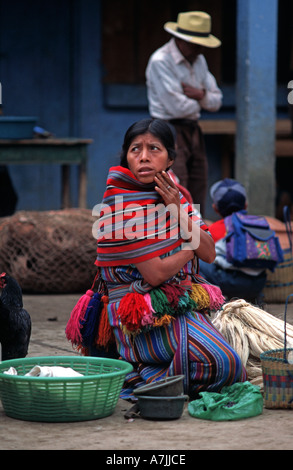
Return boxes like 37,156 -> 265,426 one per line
263,250 -> 293,303
263,206 -> 293,303
260,294 -> 293,409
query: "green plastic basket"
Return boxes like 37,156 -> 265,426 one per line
0,356 -> 132,422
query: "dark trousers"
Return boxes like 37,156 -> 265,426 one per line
169,120 -> 208,216
199,260 -> 267,302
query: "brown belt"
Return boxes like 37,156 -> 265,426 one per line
168,119 -> 198,127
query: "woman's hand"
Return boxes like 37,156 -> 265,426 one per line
154,171 -> 180,211
155,170 -> 215,265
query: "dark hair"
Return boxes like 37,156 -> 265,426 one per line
120,118 -> 176,168
217,195 -> 246,217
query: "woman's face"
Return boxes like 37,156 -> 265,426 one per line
126,132 -> 173,184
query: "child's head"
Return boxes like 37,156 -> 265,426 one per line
210,178 -> 247,217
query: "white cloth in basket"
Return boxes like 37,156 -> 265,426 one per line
4,365 -> 83,377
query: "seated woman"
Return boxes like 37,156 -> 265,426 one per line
200,178 -> 268,302
68,118 -> 247,400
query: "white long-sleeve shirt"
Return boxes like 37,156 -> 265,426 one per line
146,38 -> 223,121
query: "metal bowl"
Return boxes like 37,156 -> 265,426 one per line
137,395 -> 188,420
133,375 -> 184,397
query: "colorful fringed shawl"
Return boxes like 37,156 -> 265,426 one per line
101,263 -> 225,337
66,166 -> 225,353
93,167 -> 224,334
94,166 -> 207,266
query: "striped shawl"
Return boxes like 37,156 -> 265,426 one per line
95,166 -> 208,267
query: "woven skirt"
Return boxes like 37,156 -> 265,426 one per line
108,307 -> 247,399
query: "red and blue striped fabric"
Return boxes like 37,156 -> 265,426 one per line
93,167 -> 246,398
95,166 -> 207,266
100,264 -> 247,398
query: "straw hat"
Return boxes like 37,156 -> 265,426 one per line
164,11 -> 221,48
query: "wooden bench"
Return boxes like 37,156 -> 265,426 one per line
200,118 -> 293,176
200,117 -> 292,137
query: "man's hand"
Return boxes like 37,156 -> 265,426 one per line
181,82 -> 206,101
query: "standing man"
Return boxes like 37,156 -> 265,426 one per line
146,11 -> 222,216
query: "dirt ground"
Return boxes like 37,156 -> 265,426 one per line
1,294 -> 293,451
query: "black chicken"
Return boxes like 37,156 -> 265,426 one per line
0,272 -> 31,361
